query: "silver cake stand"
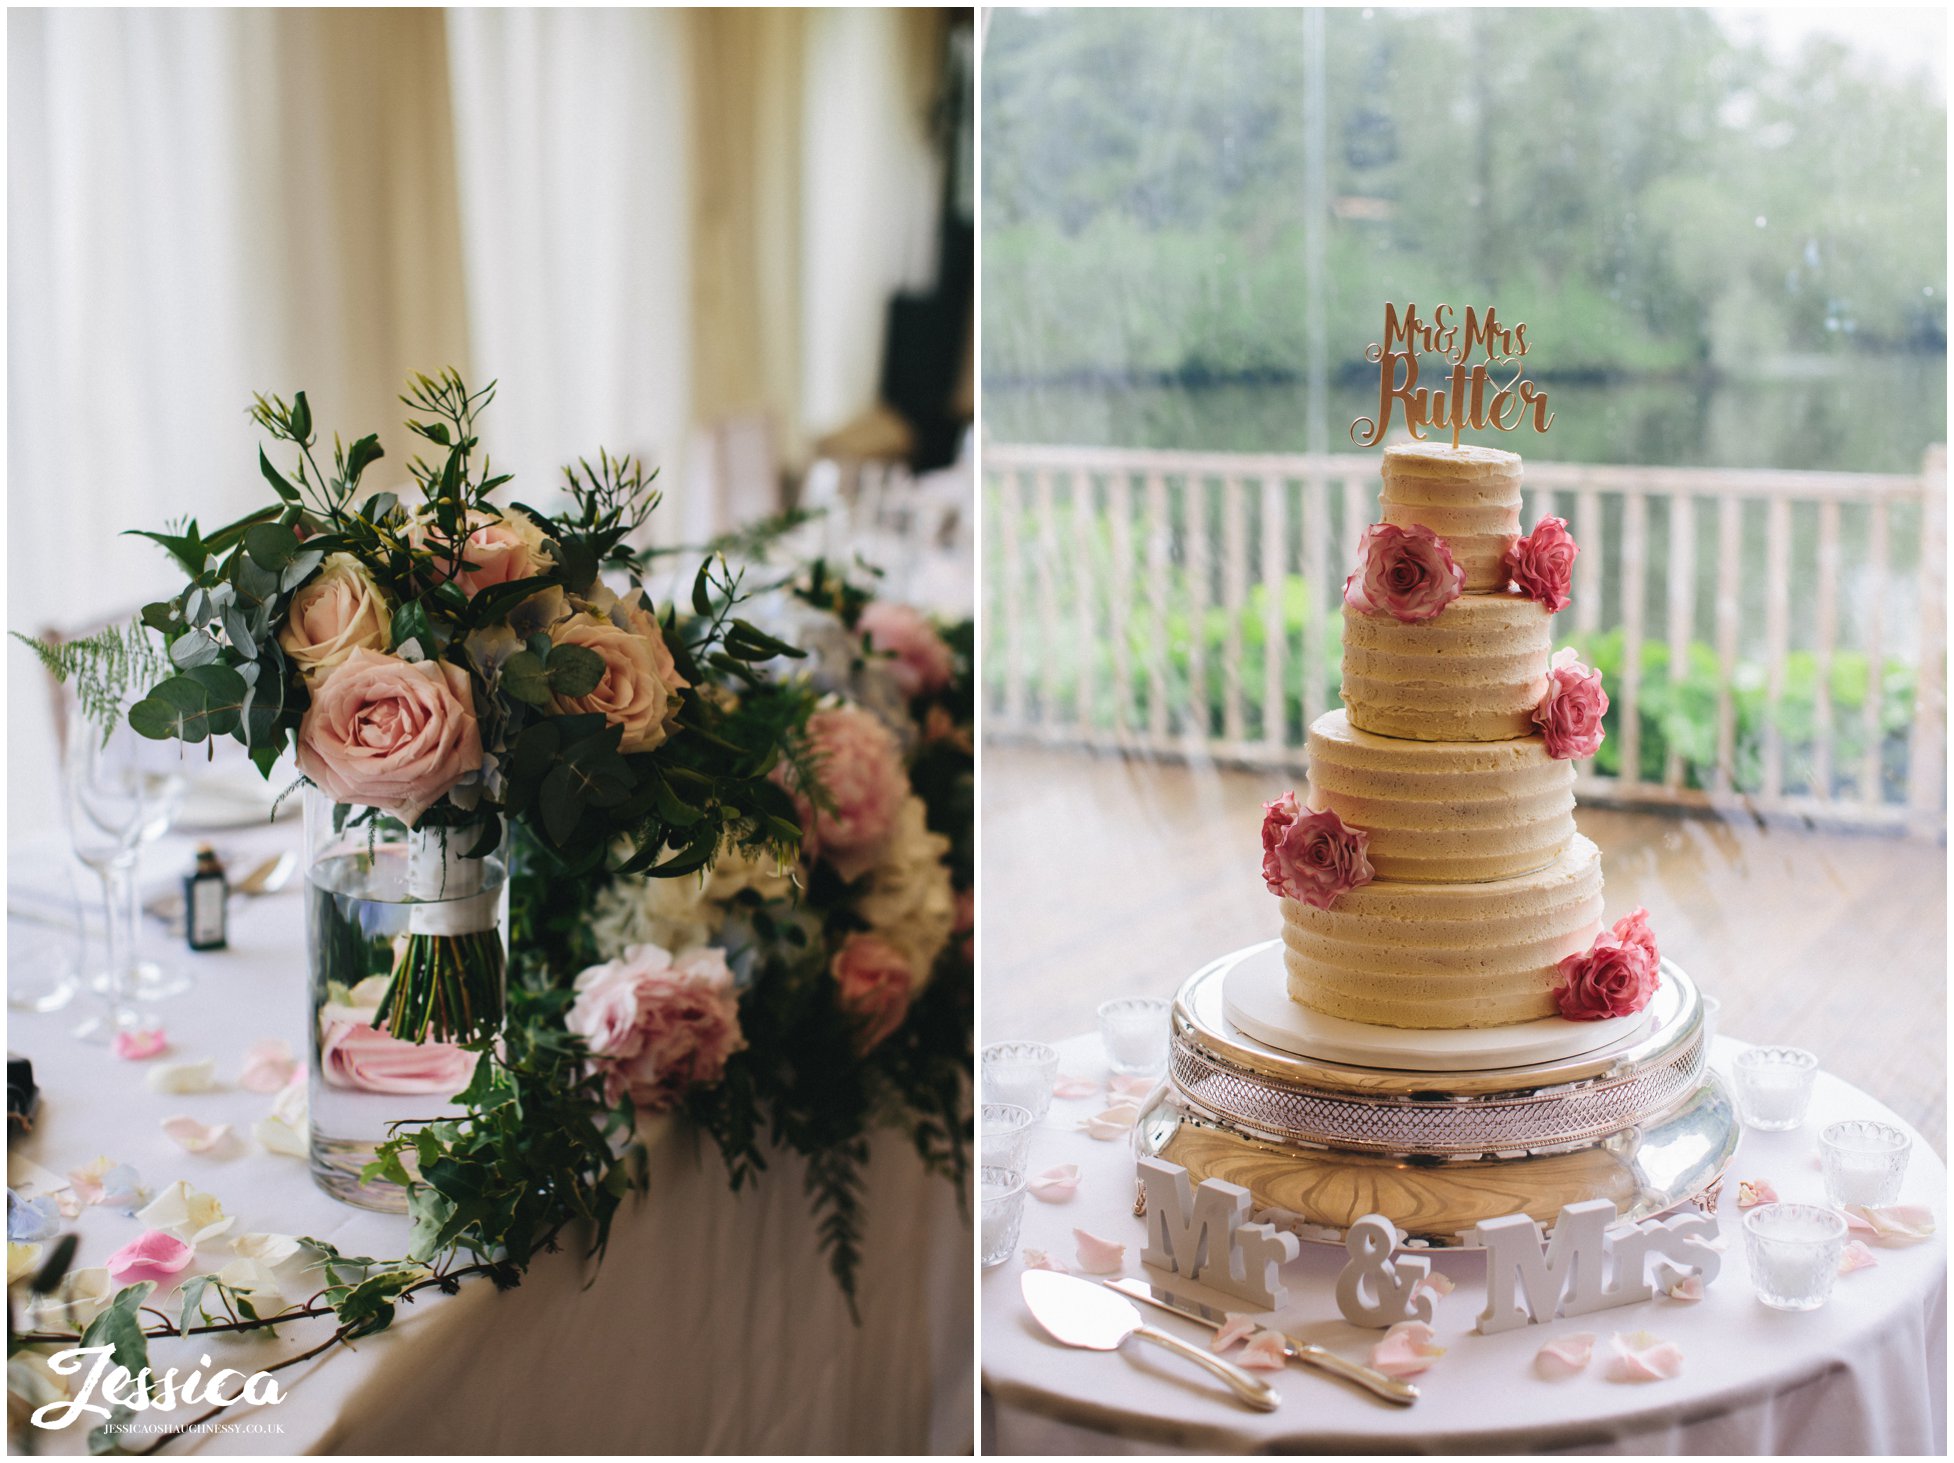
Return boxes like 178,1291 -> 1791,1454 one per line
1133,943 -> 1739,1248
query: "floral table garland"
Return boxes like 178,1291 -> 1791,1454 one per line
8,375 -> 972,1452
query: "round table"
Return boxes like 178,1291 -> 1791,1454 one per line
981,1035 -> 1946,1455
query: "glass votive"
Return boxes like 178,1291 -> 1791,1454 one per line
982,1041 -> 1059,1121
980,1103 -> 1035,1172
1732,1046 -> 1819,1131
1097,997 -> 1171,1077
1820,1120 -> 1912,1208
1743,1202 -> 1848,1311
980,1165 -> 1027,1269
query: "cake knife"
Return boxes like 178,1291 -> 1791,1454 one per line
1103,1277 -> 1420,1406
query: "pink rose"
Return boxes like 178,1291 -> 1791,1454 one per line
414,507 -> 552,598
779,704 -> 907,881
1611,906 -> 1659,968
319,1018 -> 478,1095
566,944 -> 745,1111
277,554 -> 392,682
547,614 -> 684,755
1344,522 -> 1465,623
830,932 -> 917,1052
859,601 -> 956,697
1505,517 -> 1578,613
297,649 -> 483,825
1261,792 -> 1374,909
1553,922 -> 1660,1021
1533,648 -> 1609,760
104,1231 -> 194,1287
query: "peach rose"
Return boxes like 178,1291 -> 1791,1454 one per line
1344,522 -> 1464,623
830,932 -> 917,1052
414,507 -> 552,598
1261,792 -> 1374,909
859,601 -> 956,697
546,612 -> 684,754
779,704 -> 908,881
566,944 -> 745,1111
1505,517 -> 1578,613
1533,648 -> 1609,760
297,648 -> 483,825
277,554 -> 391,683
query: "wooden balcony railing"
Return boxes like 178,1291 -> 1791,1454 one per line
983,443 -> 1946,836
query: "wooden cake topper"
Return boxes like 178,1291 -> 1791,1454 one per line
1350,302 -> 1555,451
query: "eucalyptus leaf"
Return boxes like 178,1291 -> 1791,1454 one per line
243,522 -> 300,571
168,631 -> 222,670
500,651 -> 551,707
544,643 -> 604,698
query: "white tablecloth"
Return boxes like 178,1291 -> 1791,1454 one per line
981,1036 -> 1946,1455
9,825 -> 971,1455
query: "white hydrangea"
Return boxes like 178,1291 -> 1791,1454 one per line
856,795 -> 956,985
589,840 -> 797,960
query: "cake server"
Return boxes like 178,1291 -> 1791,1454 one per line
1104,1276 -> 1419,1406
1020,1270 -> 1280,1411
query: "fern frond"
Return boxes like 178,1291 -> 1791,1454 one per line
11,621 -> 165,740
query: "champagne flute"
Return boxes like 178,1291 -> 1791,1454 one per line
62,697 -> 190,1040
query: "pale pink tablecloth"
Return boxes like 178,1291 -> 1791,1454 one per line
981,1035 -> 1945,1455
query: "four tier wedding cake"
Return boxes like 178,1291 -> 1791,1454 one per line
1262,441 -> 1661,1031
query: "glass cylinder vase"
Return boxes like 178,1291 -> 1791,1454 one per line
303,788 -> 508,1211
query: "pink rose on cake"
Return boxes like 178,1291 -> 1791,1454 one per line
1553,909 -> 1661,1021
830,932 -> 918,1053
412,506 -> 553,598
1260,792 -> 1374,910
859,601 -> 956,698
1505,517 -> 1578,613
1343,522 -> 1465,623
778,703 -> 908,881
566,944 -> 746,1111
1532,648 -> 1608,760
296,648 -> 483,825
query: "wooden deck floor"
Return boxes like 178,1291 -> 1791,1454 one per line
981,745 -> 1947,1154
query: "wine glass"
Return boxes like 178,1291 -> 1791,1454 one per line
61,697 -> 190,1040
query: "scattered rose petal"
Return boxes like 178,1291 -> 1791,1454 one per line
146,1058 -> 219,1095
1371,1320 -> 1445,1379
1083,1103 -> 1139,1141
7,1190 -> 60,1243
1665,1275 -> 1704,1302
136,1181 -> 235,1246
1607,1330 -> 1683,1383
104,1231 -> 193,1286
1416,1270 -> 1456,1301
1843,1204 -> 1936,1244
9,1241 -> 44,1286
28,1266 -> 114,1330
1736,1179 -> 1778,1208
214,1257 -> 287,1305
1028,1165 -> 1082,1203
112,1028 -> 168,1061
240,1039 -> 298,1094
1212,1313 -> 1259,1352
161,1116 -> 236,1156
1839,1241 -> 1880,1274
97,1165 -> 148,1214
1535,1332 -> 1596,1379
253,1082 -> 308,1158
1021,1249 -> 1067,1273
1051,1075 -> 1100,1100
1239,1331 -> 1290,1370
224,1233 -> 320,1302
1108,1073 -> 1157,1100
1073,1228 -> 1125,1275
51,1190 -> 82,1219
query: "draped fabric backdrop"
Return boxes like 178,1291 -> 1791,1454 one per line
8,5 -> 954,830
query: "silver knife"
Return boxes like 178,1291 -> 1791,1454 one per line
1104,1276 -> 1419,1406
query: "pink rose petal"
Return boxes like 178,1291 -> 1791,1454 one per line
1239,1331 -> 1290,1370
103,1231 -> 193,1286
239,1039 -> 298,1094
1022,1249 -> 1067,1273
1665,1275 -> 1704,1302
1073,1228 -> 1125,1275
1107,1073 -> 1156,1101
1535,1332 -> 1596,1379
1051,1075 -> 1101,1101
1838,1241 -> 1880,1274
161,1116 -> 236,1156
1028,1165 -> 1081,1203
1843,1204 -> 1936,1244
1607,1330 -> 1683,1383
112,1029 -> 168,1062
1370,1320 -> 1445,1379
1083,1103 -> 1139,1141
1736,1178 -> 1778,1208
1212,1314 -> 1259,1353
1416,1270 -> 1456,1300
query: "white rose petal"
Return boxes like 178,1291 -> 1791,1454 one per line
136,1180 -> 235,1245
146,1058 -> 219,1095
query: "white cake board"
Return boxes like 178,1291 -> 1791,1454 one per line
1221,941 -> 1652,1072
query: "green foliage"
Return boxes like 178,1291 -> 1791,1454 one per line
11,622 -> 167,742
